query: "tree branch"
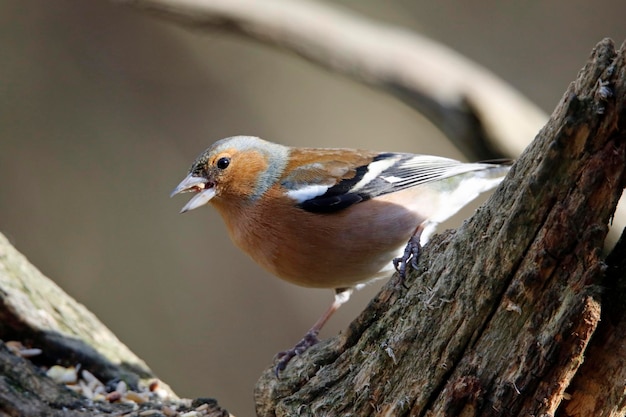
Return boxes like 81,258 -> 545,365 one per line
118,0 -> 546,161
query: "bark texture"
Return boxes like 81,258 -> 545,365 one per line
255,39 -> 626,417
559,232 -> 626,417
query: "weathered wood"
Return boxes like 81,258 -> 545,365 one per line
559,230 -> 626,417
0,232 -> 158,387
0,341 -> 127,416
255,39 -> 626,417
0,233 -> 234,416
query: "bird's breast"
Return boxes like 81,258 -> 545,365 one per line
212,190 -> 425,289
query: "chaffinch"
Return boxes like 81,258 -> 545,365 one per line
171,135 -> 511,372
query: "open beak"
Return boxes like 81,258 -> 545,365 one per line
170,174 -> 216,213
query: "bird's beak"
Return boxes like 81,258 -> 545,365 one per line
170,174 -> 216,213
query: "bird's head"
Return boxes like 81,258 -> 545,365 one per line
171,136 -> 289,213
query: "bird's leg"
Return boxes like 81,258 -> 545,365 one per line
393,222 -> 425,286
275,287 -> 353,375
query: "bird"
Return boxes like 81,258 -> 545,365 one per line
171,135 -> 511,373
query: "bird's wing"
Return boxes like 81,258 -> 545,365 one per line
282,152 -> 500,214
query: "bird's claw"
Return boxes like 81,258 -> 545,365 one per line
393,235 -> 422,288
275,331 -> 320,376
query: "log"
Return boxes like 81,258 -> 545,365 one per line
0,232 -> 231,416
0,233 -> 156,386
254,38 -> 626,417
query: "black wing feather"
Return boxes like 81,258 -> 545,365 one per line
298,193 -> 365,213
296,153 -> 502,214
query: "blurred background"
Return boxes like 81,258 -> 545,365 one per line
1,1 -> 625,415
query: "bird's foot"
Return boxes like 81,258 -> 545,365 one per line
275,330 -> 320,376
393,235 -> 422,287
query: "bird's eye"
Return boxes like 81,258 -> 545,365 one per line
216,157 -> 230,170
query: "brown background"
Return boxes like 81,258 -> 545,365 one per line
1,1 -> 625,415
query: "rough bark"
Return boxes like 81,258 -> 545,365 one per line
0,340 -> 125,417
559,232 -> 626,417
254,39 -> 626,417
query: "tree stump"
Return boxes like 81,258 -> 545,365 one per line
255,38 -> 626,417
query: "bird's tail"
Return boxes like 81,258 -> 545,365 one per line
427,160 -> 512,227
474,160 -> 513,182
